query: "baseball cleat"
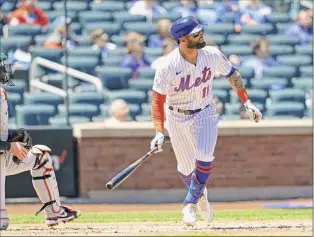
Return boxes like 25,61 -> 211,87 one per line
197,188 -> 214,222
182,203 -> 197,227
0,209 -> 9,231
46,206 -> 81,227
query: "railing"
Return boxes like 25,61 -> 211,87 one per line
29,57 -> 106,96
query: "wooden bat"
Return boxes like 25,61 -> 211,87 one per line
106,136 -> 171,190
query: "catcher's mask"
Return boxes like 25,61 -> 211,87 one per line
0,50 -> 14,86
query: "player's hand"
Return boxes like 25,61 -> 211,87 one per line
9,142 -> 28,160
150,132 -> 165,153
244,100 -> 263,123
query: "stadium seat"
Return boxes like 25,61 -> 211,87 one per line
45,11 -> 77,23
103,56 -> 123,66
227,34 -> 259,45
106,89 -> 147,105
111,34 -> 128,46
4,82 -> 25,98
113,11 -> 146,24
299,66 -> 313,77
123,22 -> 157,36
77,35 -> 92,46
266,12 -> 292,24
266,102 -> 305,118
225,102 -> 265,115
212,89 -> 229,104
7,25 -> 42,37
152,12 -> 182,22
141,103 -> 151,116
0,36 -> 33,52
138,67 -> 156,79
29,46 -> 64,63
266,34 -> 300,46
37,1 -> 52,11
69,92 -> 105,107
266,115 -> 302,120
90,1 -> 125,12
7,93 -> 22,118
204,34 -> 226,45
57,103 -> 100,119
250,78 -> 288,91
203,23 -> 235,35
162,1 -> 180,11
128,79 -> 154,92
269,45 -> 294,57
108,48 -> 128,57
276,23 -> 293,33
241,24 -> 274,35
24,92 -> 64,111
238,67 -> 255,80
52,1 -> 88,12
91,115 -> 108,122
63,56 -> 99,75
230,89 -> 268,105
291,77 -> 312,91
96,66 -> 132,90
34,34 -> 48,46
144,47 -> 163,57
263,66 -> 297,79
269,89 -> 306,104
135,115 -> 152,121
78,11 -> 112,24
276,55 -> 312,67
83,22 -> 121,36
295,44 -> 313,56
220,45 -> 253,57
1,2 -> 16,13
49,115 -> 90,126
67,47 -> 101,58
15,104 -> 57,126
221,115 -> 241,120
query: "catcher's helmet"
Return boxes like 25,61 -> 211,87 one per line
0,50 -> 14,86
170,16 -> 206,42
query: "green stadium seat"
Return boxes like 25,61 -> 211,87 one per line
90,1 -> 125,12
266,12 -> 292,24
34,35 -> 48,46
4,82 -> 25,98
266,115 -> 301,120
266,34 -> 300,46
30,46 -> 64,63
141,103 -> 151,116
78,11 -> 112,24
220,11 -> 237,23
135,115 -> 152,121
8,25 -> 42,37
111,34 -> 127,46
96,66 -> 132,90
152,12 -> 182,23
162,1 -> 180,11
204,34 -> 226,45
38,1 -> 52,11
138,67 -> 156,78
295,44 -> 313,56
144,47 -> 163,57
113,11 -> 146,24
227,34 -> 259,45
204,23 -> 235,35
106,89 -> 147,105
1,2 -> 16,13
83,22 -> 121,36
108,48 -> 128,57
241,24 -> 274,35
128,79 -> 153,92
57,103 -> 100,119
24,92 -> 63,111
225,102 -> 265,115
212,89 -> 229,104
0,36 -> 33,52
263,66 -> 297,79
7,93 -> 22,118
291,77 -> 312,91
238,67 -> 255,80
230,89 -> 268,105
276,23 -> 293,33
221,115 -> 241,120
45,11 -> 77,23
92,115 -> 108,122
103,56 -> 123,66
276,55 -> 312,67
52,1 -> 88,11
266,102 -> 305,118
269,45 -> 294,57
62,56 -> 99,75
16,104 -> 57,126
49,116 -> 90,126
299,66 -> 312,77
212,79 -> 230,91
69,92 -> 105,107
250,78 -> 288,91
220,45 -> 253,57
123,22 -> 157,36
77,35 -> 92,46
269,89 -> 306,104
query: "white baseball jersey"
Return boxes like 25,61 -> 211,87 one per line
152,46 -> 234,175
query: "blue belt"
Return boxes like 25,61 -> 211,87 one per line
168,104 -> 209,115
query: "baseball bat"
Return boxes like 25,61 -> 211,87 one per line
106,136 -> 171,190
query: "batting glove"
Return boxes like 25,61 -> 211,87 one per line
150,132 -> 165,152
244,100 -> 263,123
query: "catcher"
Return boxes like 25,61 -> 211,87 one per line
0,50 -> 80,230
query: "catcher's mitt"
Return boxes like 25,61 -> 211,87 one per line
8,128 -> 32,163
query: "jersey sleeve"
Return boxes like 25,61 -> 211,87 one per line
152,65 -> 169,95
211,47 -> 235,77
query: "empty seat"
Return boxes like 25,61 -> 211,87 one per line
49,115 -> 90,126
90,1 -> 125,12
266,102 -> 305,118
113,11 -> 146,24
203,23 -> 235,35
225,102 -> 265,115
30,47 -> 64,63
67,47 -> 101,58
152,12 -> 181,22
276,55 -> 312,67
291,77 -> 312,91
269,89 -> 305,104
295,44 -> 313,56
220,45 -> 253,57
77,35 -> 92,46
227,34 -> 259,45
144,47 -> 163,57
45,11 -> 77,23
1,2 -> 16,13
123,22 -> 157,36
57,103 -> 100,119
269,45 -> 294,57
299,66 -> 312,77
108,48 -> 128,57
4,82 -> 25,97
250,77 -> 288,91
128,79 -> 153,92
63,56 -> 99,75
8,25 -> 42,37
266,12 -> 292,24
266,115 -> 301,120
230,88 -> 267,105
24,92 -> 63,111
37,1 -> 52,11
135,115 -> 152,121
276,23 -> 293,33
78,11 -> 112,24
69,92 -> 105,106
263,66 -> 297,79
83,22 -> 121,36
238,67 -> 255,80
141,103 -> 151,116
204,34 -> 226,45
7,93 -> 23,118
266,34 -> 300,46
106,89 -> 147,105
96,66 -> 132,90
241,24 -> 274,35
103,56 -> 123,66
34,34 -> 48,46
212,78 -> 231,91
16,104 -> 57,126
138,67 -> 156,78
53,1 -> 88,11
212,89 -> 228,104
0,36 -> 33,52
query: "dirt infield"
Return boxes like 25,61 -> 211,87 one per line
2,200 -> 313,236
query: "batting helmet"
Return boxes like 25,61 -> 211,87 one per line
170,16 -> 206,42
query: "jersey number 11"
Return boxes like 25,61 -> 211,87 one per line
202,85 -> 210,98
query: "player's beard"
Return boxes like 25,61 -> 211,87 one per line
187,39 -> 206,49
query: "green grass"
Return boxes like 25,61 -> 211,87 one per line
9,209 -> 312,224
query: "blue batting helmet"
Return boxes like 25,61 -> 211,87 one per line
170,16 -> 206,41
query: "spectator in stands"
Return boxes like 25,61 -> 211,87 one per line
8,0 -> 49,28
284,10 -> 313,45
123,32 -> 146,46
151,37 -> 176,69
171,0 -> 198,17
43,17 -> 79,50
215,0 -> 240,23
241,37 -> 280,80
119,37 -> 151,79
235,0 -> 272,33
104,99 -> 130,125
148,18 -> 172,48
129,0 -> 167,22
90,28 -> 117,64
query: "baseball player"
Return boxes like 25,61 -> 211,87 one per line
150,16 -> 262,226
0,50 -> 80,231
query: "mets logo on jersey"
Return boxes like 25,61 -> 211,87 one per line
174,66 -> 212,92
